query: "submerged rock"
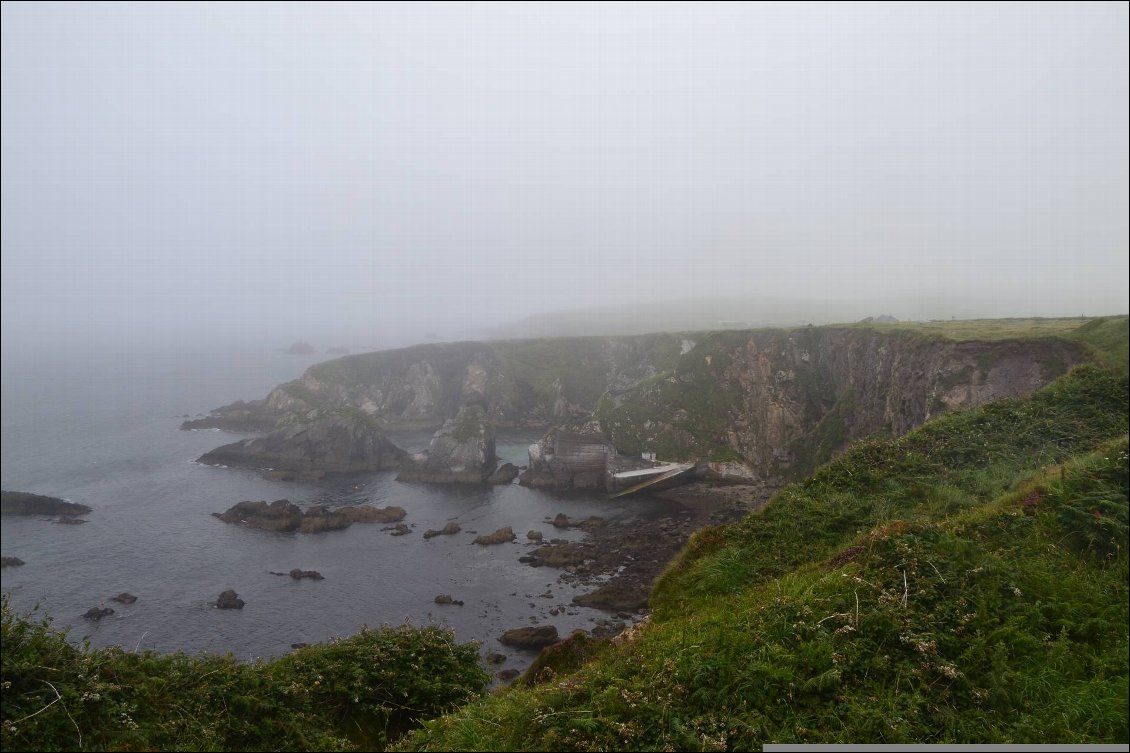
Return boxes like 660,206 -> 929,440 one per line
423,521 -> 461,539
198,415 -> 405,477
1,491 -> 90,517
496,669 -> 521,681
84,606 -> 114,620
215,590 -> 245,610
499,625 -> 560,649
110,592 -> 137,604
397,406 -> 498,484
288,569 -> 324,580
434,594 -> 464,606
1,556 -> 25,567
474,527 -> 515,546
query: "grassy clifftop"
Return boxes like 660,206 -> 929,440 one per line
397,364 -> 1129,749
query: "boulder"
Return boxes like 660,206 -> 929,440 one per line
526,530 -> 543,541
397,406 -> 498,483
423,521 -> 461,539
434,594 -> 464,606
198,415 -> 405,476
499,625 -> 560,649
288,569 -> 324,580
215,590 -> 245,609
487,463 -> 520,485
110,592 -> 138,604
474,527 -> 514,546
1,491 -> 90,517
485,652 -> 507,664
551,513 -> 570,528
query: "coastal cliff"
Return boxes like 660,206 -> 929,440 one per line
195,322 -> 1103,483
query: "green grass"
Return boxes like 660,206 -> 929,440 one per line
395,365 -> 1129,749
1,613 -> 489,752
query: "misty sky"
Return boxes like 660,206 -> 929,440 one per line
2,2 -> 1127,352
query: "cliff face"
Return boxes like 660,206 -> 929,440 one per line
197,326 -> 1090,483
260,335 -> 685,428
594,328 -> 1085,479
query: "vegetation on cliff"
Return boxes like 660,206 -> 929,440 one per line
396,364 -> 1129,749
0,608 -> 488,752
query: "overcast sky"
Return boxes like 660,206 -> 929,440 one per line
2,1 -> 1127,352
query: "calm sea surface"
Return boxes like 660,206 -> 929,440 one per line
1,344 -> 660,670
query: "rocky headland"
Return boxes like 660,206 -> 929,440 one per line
197,414 -> 405,479
1,490 -> 91,518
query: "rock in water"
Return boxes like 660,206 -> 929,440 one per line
496,669 -> 521,681
110,592 -> 137,604
84,606 -> 114,620
1,556 -> 25,567
215,590 -> 245,609
397,406 -> 498,483
213,500 -> 405,533
288,569 -> 324,580
499,625 -> 560,649
423,521 -> 461,539
526,530 -> 544,541
198,415 -> 405,477
487,463 -> 520,485
474,527 -> 514,546
434,594 -> 464,606
1,490 -> 91,517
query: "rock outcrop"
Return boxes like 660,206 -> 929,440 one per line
423,521 -> 461,539
198,415 -> 405,478
215,590 -> 244,609
180,399 -> 281,432
487,463 -> 520,485
474,527 -> 515,545
499,625 -> 560,649
1,491 -> 90,517
397,406 -> 497,483
212,499 -> 406,533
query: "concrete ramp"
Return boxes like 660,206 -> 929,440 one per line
608,463 -> 695,498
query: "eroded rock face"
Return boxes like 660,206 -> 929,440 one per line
397,406 -> 497,483
212,500 -> 406,533
1,491 -> 90,517
198,416 -> 405,477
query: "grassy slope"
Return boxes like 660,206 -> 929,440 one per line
0,618 -> 489,752
397,364 -> 1129,749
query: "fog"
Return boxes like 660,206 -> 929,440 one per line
2,2 -> 1127,357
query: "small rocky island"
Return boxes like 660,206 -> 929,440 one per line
197,414 -> 405,479
213,499 -> 406,533
1,490 -> 91,518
